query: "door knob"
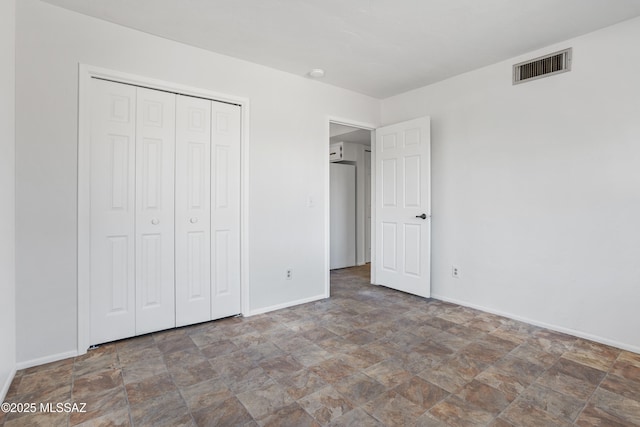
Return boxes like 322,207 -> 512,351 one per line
416,213 -> 428,219
151,218 -> 159,225
190,217 -> 198,224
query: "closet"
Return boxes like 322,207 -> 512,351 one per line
88,78 -> 241,345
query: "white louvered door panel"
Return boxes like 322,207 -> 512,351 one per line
134,87 -> 176,334
211,101 -> 242,319
375,117 -> 431,298
90,79 -> 137,344
175,95 -> 212,326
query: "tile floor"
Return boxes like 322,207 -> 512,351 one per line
2,265 -> 640,426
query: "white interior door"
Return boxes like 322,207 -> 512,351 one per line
175,95 -> 212,326
210,101 -> 242,319
375,117 -> 431,297
90,79 -> 137,344
134,87 -> 176,334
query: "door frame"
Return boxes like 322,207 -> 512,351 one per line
325,117 -> 378,297
77,64 -> 250,355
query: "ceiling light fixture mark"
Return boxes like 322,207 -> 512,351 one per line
308,68 -> 325,78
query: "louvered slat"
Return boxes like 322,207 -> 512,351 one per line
513,48 -> 572,85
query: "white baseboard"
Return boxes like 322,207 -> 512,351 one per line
16,350 -> 78,371
247,294 -> 327,317
1,368 -> 16,402
432,293 -> 640,354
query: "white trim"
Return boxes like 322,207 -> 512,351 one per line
370,130 -> 377,285
240,98 -> 251,318
77,64 -> 250,355
432,293 -> 640,354
77,64 -> 91,356
16,350 -> 78,371
326,117 -> 378,296
247,294 -> 327,317
329,117 -> 377,131
78,65 -> 246,106
1,368 -> 16,401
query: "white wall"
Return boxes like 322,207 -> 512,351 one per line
15,0 -> 380,365
0,0 -> 17,399
382,17 -> 640,352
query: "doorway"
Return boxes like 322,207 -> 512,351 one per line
328,122 -> 373,279
326,116 -> 432,300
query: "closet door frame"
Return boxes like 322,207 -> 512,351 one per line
77,64 -> 250,355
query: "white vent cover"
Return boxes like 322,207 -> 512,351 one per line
513,48 -> 572,85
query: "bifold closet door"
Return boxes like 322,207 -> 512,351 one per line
89,78 -> 242,345
90,79 -> 137,344
134,87 -> 176,335
90,80 -> 176,343
211,101 -> 241,319
175,95 -> 212,326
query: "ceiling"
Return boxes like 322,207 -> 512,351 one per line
42,0 -> 640,98
330,124 -> 372,146
330,123 -> 367,138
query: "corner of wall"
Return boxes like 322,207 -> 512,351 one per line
0,0 -> 17,403
1,367 -> 16,402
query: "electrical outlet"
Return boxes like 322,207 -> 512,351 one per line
452,265 -> 460,278
286,269 -> 293,280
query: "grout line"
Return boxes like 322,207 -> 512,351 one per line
571,348 -> 623,424
115,349 -> 135,427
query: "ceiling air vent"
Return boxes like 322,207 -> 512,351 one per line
513,48 -> 572,85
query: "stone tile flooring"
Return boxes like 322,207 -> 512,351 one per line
2,265 -> 640,426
